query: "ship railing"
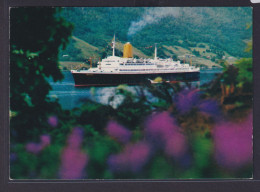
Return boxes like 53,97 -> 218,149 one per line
117,68 -> 192,73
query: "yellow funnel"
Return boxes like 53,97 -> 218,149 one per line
123,42 -> 133,58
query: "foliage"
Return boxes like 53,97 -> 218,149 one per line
192,49 -> 200,56
10,7 -> 253,180
236,40 -> 252,88
10,8 -> 73,142
236,58 -> 252,87
10,75 -> 253,179
10,8 -> 73,110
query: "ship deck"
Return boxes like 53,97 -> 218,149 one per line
71,69 -> 200,75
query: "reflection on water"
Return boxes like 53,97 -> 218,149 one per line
48,70 -> 222,109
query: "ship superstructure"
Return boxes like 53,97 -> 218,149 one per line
71,36 -> 200,86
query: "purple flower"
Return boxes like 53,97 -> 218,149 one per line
10,153 -> 17,162
164,132 -> 188,159
40,134 -> 51,147
198,99 -> 220,117
144,112 -> 178,145
174,88 -> 220,118
67,127 -> 84,149
60,127 -> 88,179
25,143 -> 43,154
175,88 -> 200,114
47,115 -> 58,127
106,120 -> 132,143
60,147 -> 88,179
25,134 -> 51,154
144,111 -> 188,159
213,112 -> 253,170
108,141 -> 151,173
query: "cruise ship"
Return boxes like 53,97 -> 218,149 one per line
71,37 -> 200,86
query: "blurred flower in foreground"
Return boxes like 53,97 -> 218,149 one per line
40,134 -> 51,147
175,88 -> 220,117
60,127 -> 88,179
144,111 -> 188,159
47,115 -> 58,127
175,88 -> 200,114
213,112 -> 252,170
10,153 -> 17,163
198,99 -> 219,117
144,112 -> 178,145
25,134 -> 51,154
164,132 -> 188,159
67,127 -> 84,148
108,141 -> 151,173
26,143 -> 43,154
106,120 -> 132,144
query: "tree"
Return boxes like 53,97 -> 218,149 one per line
10,7 -> 73,111
236,40 -> 252,90
10,8 -> 73,141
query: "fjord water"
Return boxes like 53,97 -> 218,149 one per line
48,69 -> 222,109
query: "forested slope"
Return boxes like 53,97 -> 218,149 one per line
59,7 -> 252,67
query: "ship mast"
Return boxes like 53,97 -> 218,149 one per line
112,34 -> 116,56
154,43 -> 157,60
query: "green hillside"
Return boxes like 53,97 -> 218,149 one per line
59,35 -> 149,62
59,7 -> 252,68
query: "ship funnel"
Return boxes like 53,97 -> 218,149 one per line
123,42 -> 133,58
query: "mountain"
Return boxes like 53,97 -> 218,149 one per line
58,7 -> 252,68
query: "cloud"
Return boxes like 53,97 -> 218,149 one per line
127,7 -> 180,37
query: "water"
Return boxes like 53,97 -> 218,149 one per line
48,69 -> 222,109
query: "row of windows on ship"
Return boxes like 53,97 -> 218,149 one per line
104,63 -> 182,66
118,68 -> 188,71
104,63 -> 156,66
103,60 -> 153,63
120,63 -> 155,66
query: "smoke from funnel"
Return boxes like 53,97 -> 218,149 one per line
127,7 -> 180,38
